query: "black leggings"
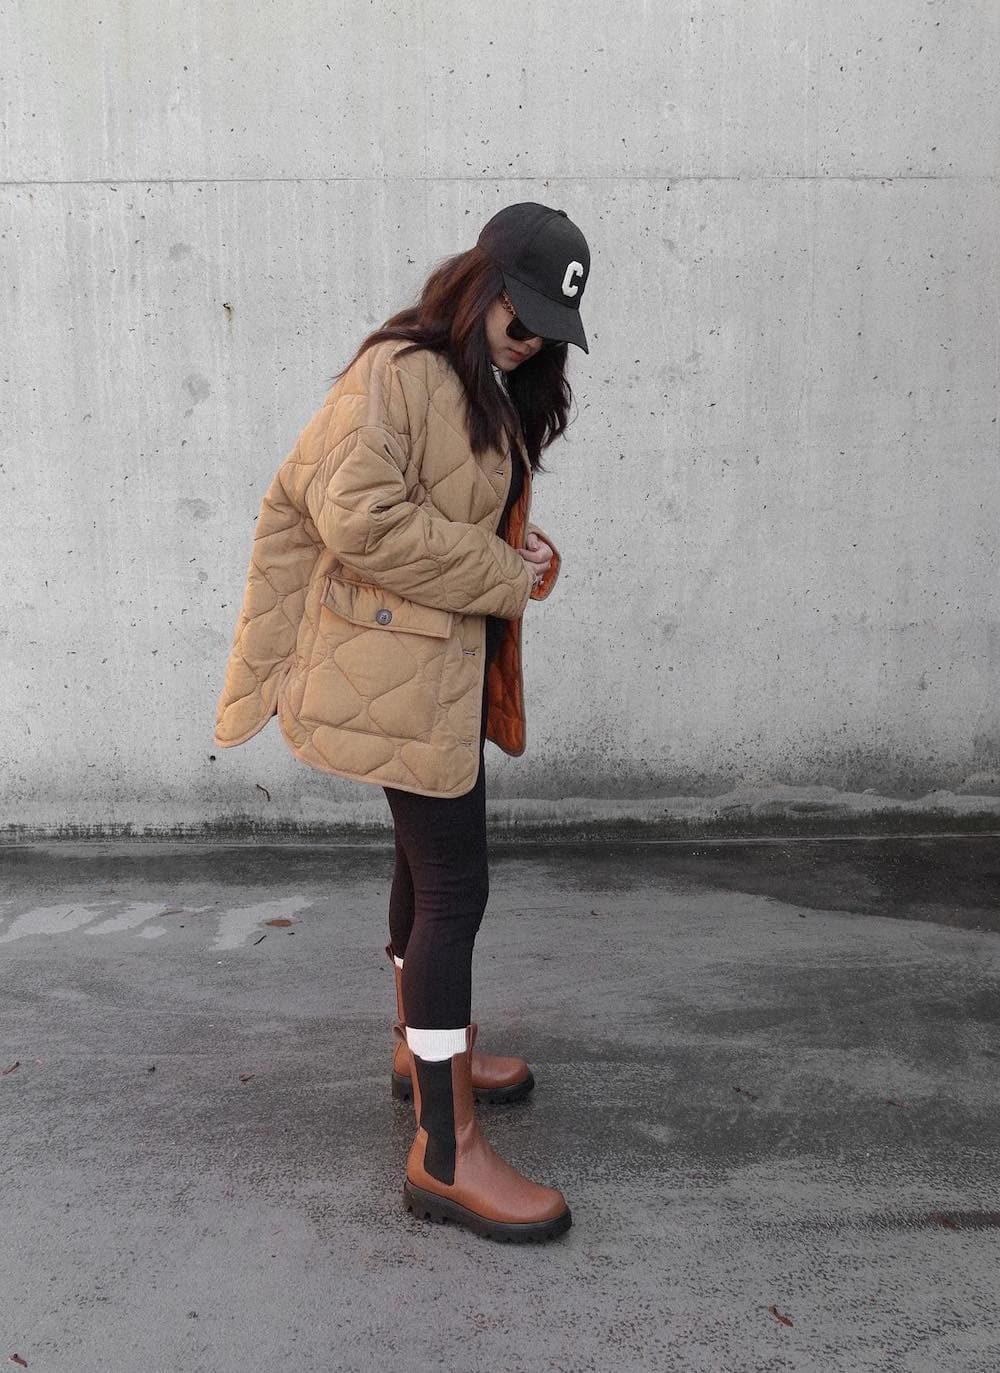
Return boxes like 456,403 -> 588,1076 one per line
383,666 -> 494,1029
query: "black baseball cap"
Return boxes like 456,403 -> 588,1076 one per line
478,202 -> 590,352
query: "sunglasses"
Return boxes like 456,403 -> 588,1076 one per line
499,291 -> 561,351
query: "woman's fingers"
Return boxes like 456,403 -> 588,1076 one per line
520,555 -> 552,583
525,532 -> 551,565
517,545 -> 552,571
515,546 -> 549,589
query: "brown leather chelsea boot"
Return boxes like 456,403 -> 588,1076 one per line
386,943 -> 534,1105
403,1023 -> 571,1243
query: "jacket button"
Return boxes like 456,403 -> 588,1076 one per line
375,608 -> 392,625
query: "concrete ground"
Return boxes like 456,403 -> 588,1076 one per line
2,834 -> 999,1373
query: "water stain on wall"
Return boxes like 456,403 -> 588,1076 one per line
183,374 -> 210,404
177,498 -> 213,521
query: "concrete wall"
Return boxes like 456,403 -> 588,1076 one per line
2,1 -> 998,835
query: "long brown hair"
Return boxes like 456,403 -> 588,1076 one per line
336,246 -> 572,472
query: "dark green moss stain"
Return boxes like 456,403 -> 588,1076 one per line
3,808 -> 998,846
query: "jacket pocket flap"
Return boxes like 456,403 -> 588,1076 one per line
324,576 -> 454,639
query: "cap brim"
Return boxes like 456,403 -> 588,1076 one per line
502,273 -> 589,353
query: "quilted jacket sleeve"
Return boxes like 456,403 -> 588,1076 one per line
304,349 -> 534,620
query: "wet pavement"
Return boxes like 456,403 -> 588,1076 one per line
2,834 -> 999,1372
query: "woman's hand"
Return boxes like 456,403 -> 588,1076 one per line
517,531 -> 554,588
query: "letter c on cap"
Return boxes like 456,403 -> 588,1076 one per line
561,261 -> 584,297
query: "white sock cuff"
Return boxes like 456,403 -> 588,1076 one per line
393,954 -> 404,968
406,1026 -> 468,1061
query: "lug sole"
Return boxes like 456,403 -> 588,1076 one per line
392,1069 -> 535,1106
403,1181 -> 572,1243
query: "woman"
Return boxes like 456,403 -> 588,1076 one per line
214,202 -> 591,1243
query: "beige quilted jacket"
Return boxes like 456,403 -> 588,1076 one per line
213,339 -> 561,797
